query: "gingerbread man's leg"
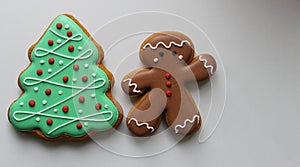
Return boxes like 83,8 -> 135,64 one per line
127,88 -> 167,136
165,90 -> 202,136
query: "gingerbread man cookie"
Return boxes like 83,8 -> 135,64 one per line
121,31 -> 216,136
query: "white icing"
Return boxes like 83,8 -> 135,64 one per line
23,28 -> 99,91
12,26 -> 115,135
92,73 -> 96,77
143,40 -> 191,50
199,56 -> 214,75
91,94 -> 96,98
78,46 -> 82,51
19,102 -> 24,106
13,78 -> 110,134
36,117 -> 40,122
65,24 -> 69,29
153,58 -> 159,63
42,100 -> 47,105
72,78 -> 77,82
123,78 -> 141,93
128,118 -> 154,132
178,55 -> 183,60
78,109 -> 83,114
174,115 -> 200,133
58,60 -> 63,65
40,60 -> 45,64
34,87 -> 38,92
48,69 -> 52,73
104,104 -> 109,109
84,122 -> 88,127
84,64 -> 89,68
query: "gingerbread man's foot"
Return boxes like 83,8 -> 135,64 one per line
126,88 -> 167,136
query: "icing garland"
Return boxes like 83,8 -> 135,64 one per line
199,56 -> 214,75
174,115 -> 200,133
143,40 -> 191,49
13,79 -> 110,134
9,15 -> 119,138
123,78 -> 141,93
128,118 -> 154,132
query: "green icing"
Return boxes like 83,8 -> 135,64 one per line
9,15 -> 119,138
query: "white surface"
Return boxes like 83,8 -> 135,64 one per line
0,0 -> 299,166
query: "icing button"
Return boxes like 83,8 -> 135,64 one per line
78,96 -> 85,103
165,73 -> 171,79
95,103 -> 102,110
48,58 -> 55,64
166,90 -> 172,97
56,23 -> 62,29
77,123 -> 82,129
29,100 -> 35,107
62,106 -> 69,113
48,40 -> 54,46
166,81 -> 172,87
36,69 -> 43,76
46,118 -> 53,125
73,64 -> 79,71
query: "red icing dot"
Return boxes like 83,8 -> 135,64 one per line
166,81 -> 172,87
48,40 -> 54,46
78,96 -> 85,103
67,31 -> 72,37
82,76 -> 88,82
45,89 -> 51,95
46,118 -> 53,125
166,90 -> 172,97
95,103 -> 102,110
68,45 -> 74,52
62,106 -> 69,113
29,100 -> 35,107
62,76 -> 69,82
165,73 -> 171,79
77,123 -> 82,129
73,64 -> 79,71
48,58 -> 55,64
56,23 -> 62,29
36,69 -> 43,76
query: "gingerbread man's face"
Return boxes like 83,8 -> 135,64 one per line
139,32 -> 195,68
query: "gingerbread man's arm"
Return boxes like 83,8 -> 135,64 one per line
185,54 -> 217,82
121,68 -> 153,96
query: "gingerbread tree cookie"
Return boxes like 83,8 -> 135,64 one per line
121,31 -> 216,136
8,14 -> 122,140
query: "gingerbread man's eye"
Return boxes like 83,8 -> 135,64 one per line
159,52 -> 164,57
172,51 -> 177,56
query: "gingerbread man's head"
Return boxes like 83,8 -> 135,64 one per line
139,31 -> 195,68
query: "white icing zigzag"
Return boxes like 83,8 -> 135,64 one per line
143,40 -> 191,49
199,56 -> 214,75
13,27 -> 114,135
128,118 -> 154,132
174,115 -> 200,134
123,78 -> 141,93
